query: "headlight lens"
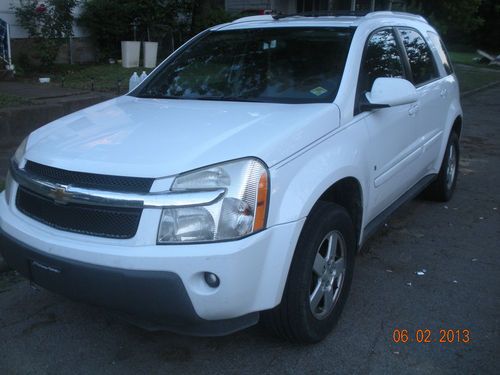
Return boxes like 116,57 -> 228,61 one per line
13,137 -> 28,165
157,158 -> 269,243
4,137 -> 27,204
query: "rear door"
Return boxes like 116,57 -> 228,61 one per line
396,27 -> 444,177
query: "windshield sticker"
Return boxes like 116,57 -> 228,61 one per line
310,87 -> 328,96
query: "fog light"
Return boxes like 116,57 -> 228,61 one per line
204,272 -> 220,288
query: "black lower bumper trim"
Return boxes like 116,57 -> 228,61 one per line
0,230 -> 258,336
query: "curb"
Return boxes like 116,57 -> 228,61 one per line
461,81 -> 500,98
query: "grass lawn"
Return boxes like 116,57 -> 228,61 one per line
449,51 -> 500,93
449,51 -> 482,67
16,50 -> 499,96
22,64 -> 154,94
454,65 -> 500,92
0,94 -> 33,108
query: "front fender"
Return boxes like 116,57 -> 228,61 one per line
267,121 -> 370,232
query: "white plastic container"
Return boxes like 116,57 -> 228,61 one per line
143,41 -> 158,68
140,71 -> 148,82
121,41 -> 141,68
128,72 -> 140,91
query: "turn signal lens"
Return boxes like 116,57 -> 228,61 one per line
253,172 -> 268,231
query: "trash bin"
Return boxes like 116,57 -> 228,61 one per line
143,41 -> 158,68
121,41 -> 141,68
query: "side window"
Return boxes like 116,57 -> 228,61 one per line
398,28 -> 439,85
427,31 -> 454,75
359,29 -> 405,93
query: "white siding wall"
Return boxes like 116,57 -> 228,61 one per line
225,0 -> 272,12
225,0 -> 297,14
0,0 -> 87,39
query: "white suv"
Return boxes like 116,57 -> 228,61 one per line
0,12 -> 461,343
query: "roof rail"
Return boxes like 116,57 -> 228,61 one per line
364,11 -> 428,24
272,10 -> 369,20
232,15 -> 274,24
231,10 -> 428,24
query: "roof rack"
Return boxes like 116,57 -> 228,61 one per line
271,10 -> 369,20
232,10 -> 428,25
365,11 -> 428,23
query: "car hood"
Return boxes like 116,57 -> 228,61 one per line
25,96 -> 340,178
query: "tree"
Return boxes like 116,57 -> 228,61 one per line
475,0 -> 500,50
14,0 -> 79,67
79,0 -> 192,60
405,0 -> 483,41
190,0 -> 232,34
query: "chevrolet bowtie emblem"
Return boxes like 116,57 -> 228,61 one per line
50,185 -> 71,204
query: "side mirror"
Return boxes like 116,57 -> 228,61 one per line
360,77 -> 418,112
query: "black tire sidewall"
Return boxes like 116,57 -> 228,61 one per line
285,202 -> 356,342
440,132 -> 460,201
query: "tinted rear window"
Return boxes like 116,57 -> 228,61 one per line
398,28 -> 439,85
136,27 -> 354,104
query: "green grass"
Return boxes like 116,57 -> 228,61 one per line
21,64 -> 154,94
454,65 -> 500,92
16,49 -> 500,96
449,51 -> 500,92
0,94 -> 33,108
449,51 -> 481,67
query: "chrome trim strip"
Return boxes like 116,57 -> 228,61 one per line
10,159 -> 225,209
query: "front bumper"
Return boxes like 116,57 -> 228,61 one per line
0,191 -> 305,335
0,230 -> 257,336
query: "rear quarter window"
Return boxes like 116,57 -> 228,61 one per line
427,31 -> 454,75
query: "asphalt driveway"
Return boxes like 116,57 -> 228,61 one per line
0,86 -> 499,374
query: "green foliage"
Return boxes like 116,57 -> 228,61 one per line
14,0 -> 79,68
475,0 -> 500,50
405,0 -> 483,40
191,1 -> 234,34
79,0 -> 192,60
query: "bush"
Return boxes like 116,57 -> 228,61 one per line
14,0 -> 79,68
79,0 -> 186,61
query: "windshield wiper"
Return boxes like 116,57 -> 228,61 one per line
193,96 -> 262,103
135,94 -> 182,100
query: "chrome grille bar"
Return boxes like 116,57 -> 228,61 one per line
10,159 -> 225,209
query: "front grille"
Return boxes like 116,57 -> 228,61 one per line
16,186 -> 142,239
25,161 -> 154,193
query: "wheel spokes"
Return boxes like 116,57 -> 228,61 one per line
326,232 -> 338,259
323,287 -> 335,312
310,282 -> 323,310
334,258 -> 345,275
313,253 -> 326,275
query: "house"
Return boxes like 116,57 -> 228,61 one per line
0,0 -> 406,68
0,1 -> 93,65
225,0 -> 406,14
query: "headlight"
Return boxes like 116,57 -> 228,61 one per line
4,137 -> 27,203
157,158 -> 269,243
13,137 -> 28,165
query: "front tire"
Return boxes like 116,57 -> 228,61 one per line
424,132 -> 459,202
261,202 -> 356,343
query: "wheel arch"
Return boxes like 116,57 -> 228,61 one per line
316,177 -> 364,249
452,115 -> 463,138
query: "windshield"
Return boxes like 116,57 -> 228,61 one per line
136,27 -> 354,104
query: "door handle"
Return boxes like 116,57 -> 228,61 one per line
408,105 -> 420,117
440,89 -> 448,98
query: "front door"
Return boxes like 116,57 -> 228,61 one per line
356,28 -> 422,219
